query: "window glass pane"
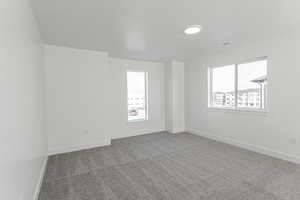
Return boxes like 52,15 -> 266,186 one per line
237,60 -> 267,109
127,71 -> 147,121
212,65 -> 235,107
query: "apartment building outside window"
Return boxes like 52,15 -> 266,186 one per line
127,71 -> 148,121
208,57 -> 267,111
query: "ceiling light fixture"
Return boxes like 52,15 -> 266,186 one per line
184,25 -> 202,35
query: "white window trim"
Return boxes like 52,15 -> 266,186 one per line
126,70 -> 149,123
208,57 -> 269,113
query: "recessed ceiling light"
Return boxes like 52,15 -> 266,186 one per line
184,25 -> 202,35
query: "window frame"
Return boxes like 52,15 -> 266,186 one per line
208,57 -> 268,113
126,70 -> 149,122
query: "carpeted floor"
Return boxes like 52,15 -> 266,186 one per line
39,132 -> 300,200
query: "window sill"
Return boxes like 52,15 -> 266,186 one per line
207,107 -> 269,116
127,119 -> 148,125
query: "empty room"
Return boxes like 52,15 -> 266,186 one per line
2,0 -> 300,199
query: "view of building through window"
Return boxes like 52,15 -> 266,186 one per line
127,71 -> 147,121
212,65 -> 235,108
210,58 -> 267,110
237,60 -> 267,109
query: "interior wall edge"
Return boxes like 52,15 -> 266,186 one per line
33,156 -> 48,200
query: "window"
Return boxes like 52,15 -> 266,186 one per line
211,65 -> 235,108
208,57 -> 267,111
127,71 -> 148,121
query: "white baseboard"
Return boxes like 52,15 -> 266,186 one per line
48,139 -> 111,155
48,129 -> 166,155
166,130 -> 185,134
128,129 -> 165,137
33,156 -> 48,200
171,129 -> 185,134
110,128 -> 166,140
165,128 -> 185,134
187,128 -> 300,165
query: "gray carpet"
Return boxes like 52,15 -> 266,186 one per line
39,132 -> 300,200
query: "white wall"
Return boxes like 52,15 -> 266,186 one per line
172,61 -> 185,133
185,32 -> 300,163
165,62 -> 173,132
109,57 -> 165,139
165,61 -> 185,133
45,45 -> 165,154
0,0 -> 47,200
45,46 -> 112,154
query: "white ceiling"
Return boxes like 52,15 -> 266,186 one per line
32,0 -> 300,62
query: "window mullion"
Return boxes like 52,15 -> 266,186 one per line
209,68 -> 213,107
145,72 -> 148,120
234,64 -> 238,108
